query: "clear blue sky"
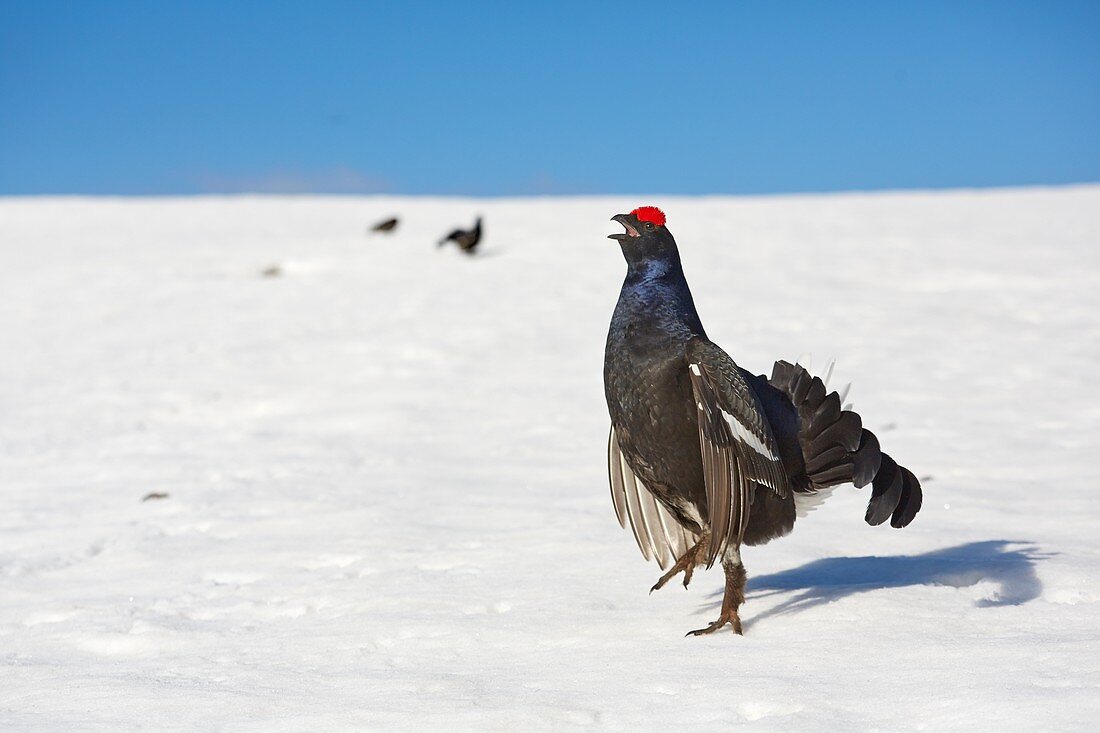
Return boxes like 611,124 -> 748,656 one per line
2,1 -> 1098,195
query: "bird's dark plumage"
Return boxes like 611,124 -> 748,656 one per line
603,206 -> 923,635
438,217 -> 482,254
371,217 -> 399,233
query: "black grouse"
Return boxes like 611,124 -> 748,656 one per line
604,206 -> 923,636
371,217 -> 399,233
438,217 -> 482,254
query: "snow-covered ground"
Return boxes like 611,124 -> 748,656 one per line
1,187 -> 1098,730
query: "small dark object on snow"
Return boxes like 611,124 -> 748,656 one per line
371,217 -> 399,233
438,217 -> 482,254
603,206 -> 924,636
261,264 -> 282,278
142,492 -> 170,502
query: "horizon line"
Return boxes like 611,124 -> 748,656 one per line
2,180 -> 1098,202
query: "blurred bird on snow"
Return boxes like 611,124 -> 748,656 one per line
438,217 -> 483,254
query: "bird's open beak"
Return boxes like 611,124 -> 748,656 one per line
609,214 -> 639,241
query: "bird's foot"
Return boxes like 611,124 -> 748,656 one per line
686,609 -> 743,636
686,552 -> 747,637
650,537 -> 709,593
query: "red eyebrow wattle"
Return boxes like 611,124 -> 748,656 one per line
630,206 -> 666,227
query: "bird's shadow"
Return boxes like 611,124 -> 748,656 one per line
702,540 -> 1050,625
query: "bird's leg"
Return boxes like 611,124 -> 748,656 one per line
687,550 -> 746,636
650,536 -> 709,593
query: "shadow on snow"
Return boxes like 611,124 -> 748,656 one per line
703,540 -> 1049,625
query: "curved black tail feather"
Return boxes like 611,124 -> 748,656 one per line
768,360 -> 922,528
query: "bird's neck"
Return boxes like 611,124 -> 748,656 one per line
626,255 -> 678,281
614,256 -> 707,339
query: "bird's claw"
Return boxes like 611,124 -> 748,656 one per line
650,538 -> 707,594
686,610 -> 743,637
650,563 -> 694,594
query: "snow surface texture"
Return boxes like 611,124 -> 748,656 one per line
1,188 -> 1098,730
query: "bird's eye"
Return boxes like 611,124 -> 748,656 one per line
644,222 -> 654,230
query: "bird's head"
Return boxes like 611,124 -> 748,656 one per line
609,206 -> 679,272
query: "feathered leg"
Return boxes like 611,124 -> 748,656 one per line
650,535 -> 709,593
688,549 -> 746,636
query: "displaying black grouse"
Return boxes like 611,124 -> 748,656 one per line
438,217 -> 482,254
604,206 -> 922,636
371,217 -> 399,233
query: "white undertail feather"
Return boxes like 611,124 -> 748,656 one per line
820,357 -> 855,409
837,382 -> 853,408
821,359 -> 836,390
793,485 -> 842,517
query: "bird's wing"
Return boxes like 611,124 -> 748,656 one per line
608,426 -> 699,570
687,338 -> 789,566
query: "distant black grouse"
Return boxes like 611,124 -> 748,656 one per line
371,217 -> 399,233
604,206 -> 923,636
438,217 -> 482,254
